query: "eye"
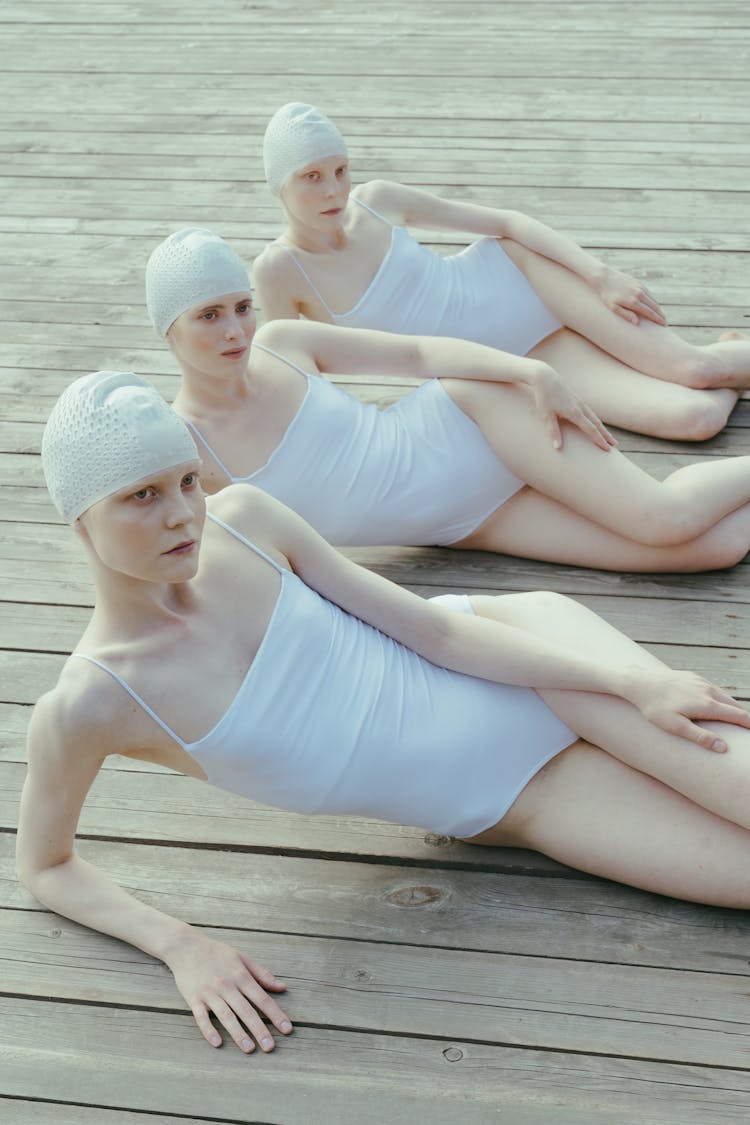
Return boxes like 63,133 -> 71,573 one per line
336,165 -> 348,177
200,309 -> 217,321
181,472 -> 198,489
237,301 -> 253,315
305,171 -> 319,182
131,486 -> 153,502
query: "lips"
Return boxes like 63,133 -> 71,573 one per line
222,346 -> 247,358
163,540 -> 195,556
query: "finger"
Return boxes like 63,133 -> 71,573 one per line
674,718 -> 728,753
700,700 -> 750,730
211,996 -> 268,1054
584,407 -> 617,447
574,411 -> 612,451
192,1002 -> 223,1049
228,991 -> 281,1053
241,956 -> 288,993
239,980 -> 294,1036
547,414 -> 562,450
616,306 -> 639,325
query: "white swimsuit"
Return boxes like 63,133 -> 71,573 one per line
186,343 -> 525,546
274,196 -> 562,355
70,516 -> 575,838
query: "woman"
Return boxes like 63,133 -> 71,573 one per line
17,370 -> 750,1058
148,227 -> 750,573
253,102 -> 750,442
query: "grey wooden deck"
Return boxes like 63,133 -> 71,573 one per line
1,1 -> 749,1121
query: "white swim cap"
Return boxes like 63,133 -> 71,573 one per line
145,227 -> 250,338
263,102 -> 348,196
42,370 -> 199,523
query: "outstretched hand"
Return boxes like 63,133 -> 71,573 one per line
530,364 -> 617,451
622,667 -> 750,752
595,266 -> 667,326
166,929 -> 293,1053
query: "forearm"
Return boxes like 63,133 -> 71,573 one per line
436,611 -> 634,697
502,210 -> 606,286
412,334 -> 545,388
24,853 -> 191,961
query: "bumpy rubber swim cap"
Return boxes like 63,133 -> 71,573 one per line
146,227 -> 250,338
263,102 -> 348,196
42,370 -> 199,522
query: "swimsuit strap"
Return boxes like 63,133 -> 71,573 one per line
180,418 -> 234,479
251,340 -> 313,381
69,653 -> 188,749
351,195 -> 396,228
206,511 -> 287,574
272,242 -> 335,315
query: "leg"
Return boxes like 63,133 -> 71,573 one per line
443,377 -> 750,547
531,327 -> 737,440
502,238 -> 750,395
466,743 -> 750,909
467,591 -> 750,831
453,488 -> 750,572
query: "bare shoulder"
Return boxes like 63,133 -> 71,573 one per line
252,241 -> 294,286
207,484 -> 300,554
252,242 -> 302,320
354,179 -> 411,221
27,662 -> 131,775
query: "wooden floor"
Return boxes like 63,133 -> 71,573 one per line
2,1 -> 750,1121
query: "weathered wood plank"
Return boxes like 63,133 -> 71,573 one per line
6,997 -> 750,1125
4,908 -> 750,1067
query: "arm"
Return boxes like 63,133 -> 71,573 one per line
224,486 -> 750,752
254,319 -> 614,451
363,180 -> 666,326
17,689 -> 292,1053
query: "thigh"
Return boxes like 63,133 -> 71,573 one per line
465,742 -> 750,908
442,377 -> 668,541
529,327 -> 734,437
454,488 -> 742,572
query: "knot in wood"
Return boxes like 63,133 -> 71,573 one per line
385,884 -> 443,908
442,1047 -> 463,1062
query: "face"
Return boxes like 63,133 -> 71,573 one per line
167,293 -> 256,378
78,462 -> 206,583
280,154 -> 350,228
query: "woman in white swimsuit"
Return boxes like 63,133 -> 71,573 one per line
150,227 -> 750,573
253,103 -> 750,443
17,370 -> 750,1055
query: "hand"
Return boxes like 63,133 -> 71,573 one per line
595,266 -> 667,326
622,667 -> 750,751
165,928 -> 293,1053
529,364 -> 617,451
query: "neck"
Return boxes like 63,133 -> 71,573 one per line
283,203 -> 352,253
174,360 -> 254,418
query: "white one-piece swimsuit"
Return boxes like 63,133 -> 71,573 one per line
186,342 -> 525,547
273,195 -> 562,355
71,515 -> 576,838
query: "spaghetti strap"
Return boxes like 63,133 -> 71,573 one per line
272,242 -> 335,314
181,419 -> 234,478
206,511 -> 287,575
352,195 -> 396,228
69,653 -> 188,749
251,341 -> 313,381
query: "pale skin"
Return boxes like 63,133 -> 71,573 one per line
15,468 -> 750,1057
252,153 -> 750,440
167,291 -> 750,573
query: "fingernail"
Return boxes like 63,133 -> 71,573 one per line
281,1020 -> 292,1033
241,1038 -> 254,1052
713,739 -> 728,753
262,1036 -> 274,1050
211,1034 -> 221,1047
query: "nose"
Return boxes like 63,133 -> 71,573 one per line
164,488 -> 194,528
224,314 -> 240,340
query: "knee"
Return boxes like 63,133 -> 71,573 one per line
633,504 -> 697,547
654,392 -> 730,443
677,350 -> 727,392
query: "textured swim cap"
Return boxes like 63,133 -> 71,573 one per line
42,370 -> 199,522
263,102 -> 348,196
145,227 -> 250,338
